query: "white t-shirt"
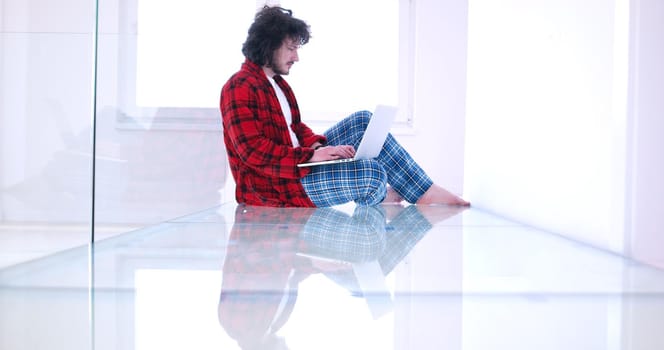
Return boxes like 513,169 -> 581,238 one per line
267,76 -> 300,147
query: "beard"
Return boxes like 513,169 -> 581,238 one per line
267,58 -> 292,76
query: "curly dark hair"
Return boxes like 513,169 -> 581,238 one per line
241,6 -> 311,66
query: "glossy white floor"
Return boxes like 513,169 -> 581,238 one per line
1,203 -> 664,350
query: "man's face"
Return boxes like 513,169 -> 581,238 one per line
266,38 -> 300,76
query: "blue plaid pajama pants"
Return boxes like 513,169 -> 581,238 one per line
301,110 -> 433,207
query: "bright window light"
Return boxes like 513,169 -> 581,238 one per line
134,0 -> 406,123
136,0 -> 254,108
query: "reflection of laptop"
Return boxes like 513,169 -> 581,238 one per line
296,252 -> 394,319
297,105 -> 398,167
352,261 -> 394,319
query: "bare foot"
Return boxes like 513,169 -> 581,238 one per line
380,202 -> 406,221
416,205 -> 468,225
382,186 -> 404,204
416,184 -> 470,206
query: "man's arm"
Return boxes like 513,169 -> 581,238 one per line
221,82 -> 313,179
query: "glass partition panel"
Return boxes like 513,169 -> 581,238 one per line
93,0 -> 232,238
0,0 -> 94,347
0,0 -> 94,269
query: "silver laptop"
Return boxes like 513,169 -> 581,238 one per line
297,104 -> 399,167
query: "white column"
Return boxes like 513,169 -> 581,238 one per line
463,0 -> 628,253
625,0 -> 664,269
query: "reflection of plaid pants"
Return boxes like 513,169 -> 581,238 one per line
301,205 -> 433,273
301,110 -> 433,207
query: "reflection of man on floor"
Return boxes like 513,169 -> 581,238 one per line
217,204 -> 466,349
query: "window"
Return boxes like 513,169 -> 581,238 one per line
118,0 -> 413,130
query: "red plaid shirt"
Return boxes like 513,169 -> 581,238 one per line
220,59 -> 326,207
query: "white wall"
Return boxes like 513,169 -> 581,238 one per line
464,0 -> 629,252
626,0 -> 664,269
463,0 -> 664,270
0,0 -> 6,207
399,0 -> 468,196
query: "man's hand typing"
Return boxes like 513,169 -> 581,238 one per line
307,145 -> 355,163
